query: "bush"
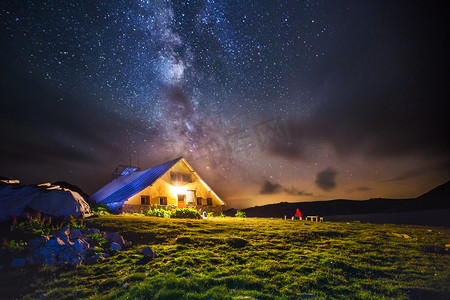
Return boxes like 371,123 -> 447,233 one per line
235,211 -> 246,218
207,212 -> 214,218
146,208 -> 170,218
88,233 -> 106,246
219,213 -> 227,218
67,215 -> 85,229
132,213 -> 145,217
169,208 -> 202,219
92,204 -> 111,215
10,212 -> 61,240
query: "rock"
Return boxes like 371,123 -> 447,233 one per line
52,226 -> 70,238
85,254 -> 104,265
102,253 -> 110,258
110,242 -> 122,251
105,232 -> 126,247
69,229 -> 82,240
59,248 -> 84,265
46,237 -> 66,248
28,236 -> 50,249
80,228 -> 99,235
11,258 -> 27,268
80,228 -> 93,235
73,238 -> 90,251
142,246 -> 157,258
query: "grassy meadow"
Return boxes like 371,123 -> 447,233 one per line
0,215 -> 449,299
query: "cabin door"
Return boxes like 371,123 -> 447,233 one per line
177,194 -> 186,208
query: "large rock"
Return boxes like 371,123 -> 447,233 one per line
52,226 -> 70,238
59,248 -> 84,266
85,253 -> 104,265
73,238 -> 89,251
142,246 -> 157,258
46,237 -> 66,248
69,229 -> 82,240
28,236 -> 50,249
105,232 -> 126,247
110,242 -> 121,251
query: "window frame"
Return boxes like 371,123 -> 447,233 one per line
140,195 -> 150,205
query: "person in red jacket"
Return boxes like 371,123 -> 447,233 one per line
295,208 -> 302,220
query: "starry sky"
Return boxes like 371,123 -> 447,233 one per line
1,1 -> 449,209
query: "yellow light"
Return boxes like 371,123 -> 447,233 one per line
170,185 -> 187,197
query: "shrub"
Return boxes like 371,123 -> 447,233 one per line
132,213 -> 145,217
88,233 -> 106,246
169,208 -> 202,219
207,212 -> 214,218
0,239 -> 27,264
10,212 -> 61,240
235,211 -> 246,218
92,204 -> 111,215
219,213 -> 227,218
146,208 -> 170,218
67,215 -> 85,229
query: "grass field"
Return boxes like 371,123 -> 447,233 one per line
0,215 -> 449,299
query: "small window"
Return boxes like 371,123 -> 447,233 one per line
170,172 -> 192,183
207,198 -> 212,206
196,197 -> 202,205
159,197 -> 167,205
182,173 -> 191,183
141,195 -> 150,205
170,172 -> 179,182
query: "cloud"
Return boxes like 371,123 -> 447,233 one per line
347,186 -> 370,194
260,180 -> 282,194
259,180 -> 313,196
284,187 -> 313,196
315,167 -> 338,191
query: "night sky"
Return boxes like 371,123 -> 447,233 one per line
1,1 -> 449,209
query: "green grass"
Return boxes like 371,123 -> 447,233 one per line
0,215 -> 449,299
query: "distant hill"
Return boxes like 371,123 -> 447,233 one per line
225,181 -> 450,218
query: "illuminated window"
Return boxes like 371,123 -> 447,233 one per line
140,195 -> 150,205
159,197 -> 167,205
196,197 -> 202,205
170,172 -> 192,183
207,198 -> 212,206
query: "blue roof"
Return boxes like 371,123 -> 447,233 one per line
90,157 -> 182,205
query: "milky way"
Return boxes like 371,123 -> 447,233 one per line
1,1 -> 448,208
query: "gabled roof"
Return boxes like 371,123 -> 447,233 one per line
90,157 -> 182,205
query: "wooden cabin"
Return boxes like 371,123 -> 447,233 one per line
90,157 -> 225,215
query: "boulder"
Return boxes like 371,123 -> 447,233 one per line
59,248 -> 84,266
28,236 -> 50,249
105,232 -> 126,247
142,246 -> 157,258
110,242 -> 122,251
69,229 -> 82,240
11,258 -> 27,268
73,238 -> 89,251
52,226 -> 70,238
46,237 -> 66,248
85,254 -> 104,265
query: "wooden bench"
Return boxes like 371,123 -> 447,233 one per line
306,215 -> 319,222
